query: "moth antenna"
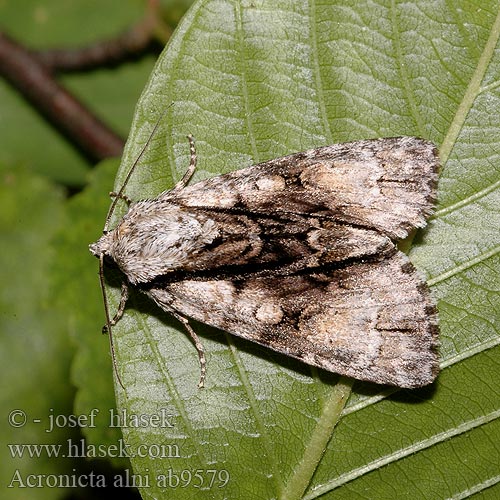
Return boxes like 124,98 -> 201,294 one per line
103,103 -> 173,233
99,104 -> 173,391
98,254 -> 125,391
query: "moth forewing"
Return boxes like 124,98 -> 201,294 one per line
90,135 -> 439,389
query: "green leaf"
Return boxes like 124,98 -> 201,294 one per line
51,158 -> 129,467
93,0 -> 500,498
0,165 -> 75,500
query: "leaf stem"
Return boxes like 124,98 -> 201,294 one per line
281,376 -> 353,500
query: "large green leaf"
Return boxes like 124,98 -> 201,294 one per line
84,0 -> 500,498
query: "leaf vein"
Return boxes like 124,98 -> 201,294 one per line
304,409 -> 500,498
427,244 -> 500,286
440,5 -> 500,162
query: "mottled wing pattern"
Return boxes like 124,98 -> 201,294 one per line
101,136 -> 440,388
146,251 -> 439,388
165,137 -> 439,240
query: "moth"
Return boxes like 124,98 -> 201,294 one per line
90,132 -> 439,390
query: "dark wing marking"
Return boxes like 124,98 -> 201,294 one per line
146,251 -> 439,388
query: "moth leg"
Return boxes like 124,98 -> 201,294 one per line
102,281 -> 129,334
171,134 -> 197,192
171,312 -> 207,388
109,191 -> 132,206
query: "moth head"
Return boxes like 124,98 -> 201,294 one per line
89,232 -> 112,259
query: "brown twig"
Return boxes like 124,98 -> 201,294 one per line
0,0 -> 171,164
0,31 -> 124,162
35,0 -> 169,72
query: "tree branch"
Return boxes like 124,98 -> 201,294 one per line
0,31 -> 125,162
0,1 -> 171,164
34,0 -> 169,72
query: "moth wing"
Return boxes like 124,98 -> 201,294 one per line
164,137 -> 438,240
147,251 -> 439,388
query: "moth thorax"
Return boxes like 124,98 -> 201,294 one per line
107,209 -> 220,284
